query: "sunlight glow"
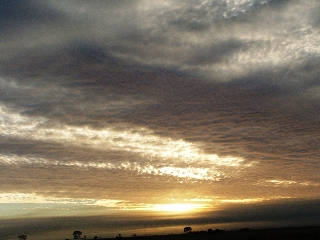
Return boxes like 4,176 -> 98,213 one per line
150,203 -> 204,213
0,193 -> 208,215
0,106 -> 251,181
263,179 -> 319,187
220,196 -> 293,204
253,179 -> 320,187
0,193 -> 122,207
220,198 -> 266,204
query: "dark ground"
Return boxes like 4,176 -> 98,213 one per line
103,226 -> 320,240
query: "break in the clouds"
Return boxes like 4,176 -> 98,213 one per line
0,0 -> 320,235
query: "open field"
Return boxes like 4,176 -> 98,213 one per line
101,226 -> 320,240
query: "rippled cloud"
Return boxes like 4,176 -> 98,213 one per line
0,0 -> 319,229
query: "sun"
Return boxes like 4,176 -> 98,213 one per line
150,203 -> 203,214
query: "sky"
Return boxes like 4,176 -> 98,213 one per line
0,0 -> 320,238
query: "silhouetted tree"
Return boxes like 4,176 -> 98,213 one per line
239,228 -> 250,232
213,229 -> 225,234
73,231 -> 82,239
18,235 -> 27,240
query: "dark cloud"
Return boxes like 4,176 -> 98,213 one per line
192,198 -> 320,226
170,18 -> 211,32
0,38 -> 319,187
0,0 -> 61,26
0,0 -> 320,235
187,38 -> 247,64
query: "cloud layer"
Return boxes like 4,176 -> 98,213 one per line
0,0 -> 319,231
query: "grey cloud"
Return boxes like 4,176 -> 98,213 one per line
187,38 -> 247,64
104,0 -> 320,83
0,161 -> 213,201
0,136 -> 130,163
265,0 -> 291,8
0,0 -> 63,28
311,7 -> 320,27
170,18 -> 211,32
0,133 -> 232,198
166,0 -> 281,30
0,0 -> 320,225
194,198 -> 320,226
1,0 -> 318,82
1,42 -> 319,169
0,0 -> 69,58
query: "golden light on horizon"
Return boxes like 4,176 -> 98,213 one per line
150,203 -> 205,214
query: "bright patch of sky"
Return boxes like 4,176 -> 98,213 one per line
0,106 -> 250,182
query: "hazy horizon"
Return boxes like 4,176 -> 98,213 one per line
1,0 -> 320,239
1,198 -> 319,239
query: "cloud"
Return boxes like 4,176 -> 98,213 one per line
0,0 -> 319,227
0,0 -> 62,28
0,198 -> 319,239
0,103 -> 249,187
187,38 -> 247,64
